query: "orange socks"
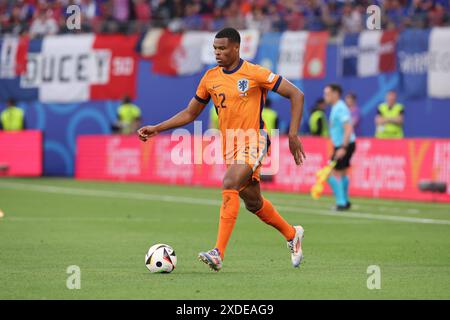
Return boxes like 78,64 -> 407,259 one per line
215,189 -> 240,259
214,193 -> 294,259
255,198 -> 295,241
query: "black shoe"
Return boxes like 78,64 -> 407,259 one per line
334,205 -> 348,211
345,201 -> 352,209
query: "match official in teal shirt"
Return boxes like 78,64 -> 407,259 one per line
323,84 -> 356,211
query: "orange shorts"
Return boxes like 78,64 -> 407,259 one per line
223,134 -> 270,183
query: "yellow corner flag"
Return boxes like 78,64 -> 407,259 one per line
310,161 -> 336,199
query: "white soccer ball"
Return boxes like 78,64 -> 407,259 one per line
145,243 -> 177,273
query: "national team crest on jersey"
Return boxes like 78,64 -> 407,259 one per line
237,78 -> 249,93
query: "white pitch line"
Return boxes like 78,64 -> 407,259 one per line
0,182 -> 449,226
266,196 -> 426,214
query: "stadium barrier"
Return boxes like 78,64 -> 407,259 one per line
76,135 -> 450,203
0,130 -> 43,176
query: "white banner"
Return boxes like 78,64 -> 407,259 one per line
38,34 -> 95,103
357,30 -> 382,77
276,31 -> 308,80
428,27 -> 450,98
174,31 -> 206,75
20,34 -> 114,103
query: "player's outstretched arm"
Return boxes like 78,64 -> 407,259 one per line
138,98 -> 206,142
275,78 -> 306,166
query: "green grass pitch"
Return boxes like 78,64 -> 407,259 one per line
0,177 -> 449,299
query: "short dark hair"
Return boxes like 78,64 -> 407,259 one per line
123,95 -> 131,104
215,28 -> 241,44
315,97 -> 325,105
7,98 -> 16,106
326,83 -> 342,96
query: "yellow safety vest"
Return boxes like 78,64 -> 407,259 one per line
118,103 -> 141,134
118,103 -> 141,124
262,108 -> 278,133
209,106 -> 219,129
309,109 -> 328,137
1,106 -> 24,131
376,103 -> 404,139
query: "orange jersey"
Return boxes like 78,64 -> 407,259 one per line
195,59 -> 282,134
195,59 -> 282,161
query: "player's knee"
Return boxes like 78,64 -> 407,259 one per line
244,198 -> 263,213
222,177 -> 240,190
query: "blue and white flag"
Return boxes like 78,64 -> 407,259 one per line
341,30 -> 398,77
397,29 -> 430,99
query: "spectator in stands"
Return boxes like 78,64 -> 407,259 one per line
2,3 -> 28,35
152,0 -> 176,24
341,2 -> 363,33
261,98 -> 279,133
303,0 -> 328,31
0,98 -> 25,131
246,7 -> 273,32
29,7 -> 58,38
183,1 -> 203,30
223,0 -> 245,30
1,0 -> 450,36
308,97 -> 328,137
134,0 -> 151,22
113,95 -> 142,135
80,0 -> 97,21
428,2 -> 449,27
383,0 -> 405,29
206,6 -> 225,32
113,0 -> 131,23
375,91 -> 405,139
345,92 -> 360,136
407,0 -> 435,28
97,0 -> 120,33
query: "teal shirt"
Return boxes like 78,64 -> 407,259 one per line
329,100 -> 355,147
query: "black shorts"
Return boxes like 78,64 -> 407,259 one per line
331,142 -> 356,170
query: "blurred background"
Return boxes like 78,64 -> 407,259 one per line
0,0 -> 449,202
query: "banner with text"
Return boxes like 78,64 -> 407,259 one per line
0,34 -> 138,103
76,135 -> 450,203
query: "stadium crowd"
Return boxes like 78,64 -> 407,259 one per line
0,0 -> 449,36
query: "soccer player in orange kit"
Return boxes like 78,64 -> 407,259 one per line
138,28 -> 306,272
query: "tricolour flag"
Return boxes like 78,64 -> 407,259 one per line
136,28 -> 164,59
0,35 -> 28,78
277,31 -> 328,80
1,34 -> 138,103
341,30 -> 398,77
152,31 -> 206,76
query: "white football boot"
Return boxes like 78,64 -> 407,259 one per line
287,225 -> 304,267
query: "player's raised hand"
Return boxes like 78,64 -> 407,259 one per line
137,125 -> 158,142
288,135 -> 306,166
